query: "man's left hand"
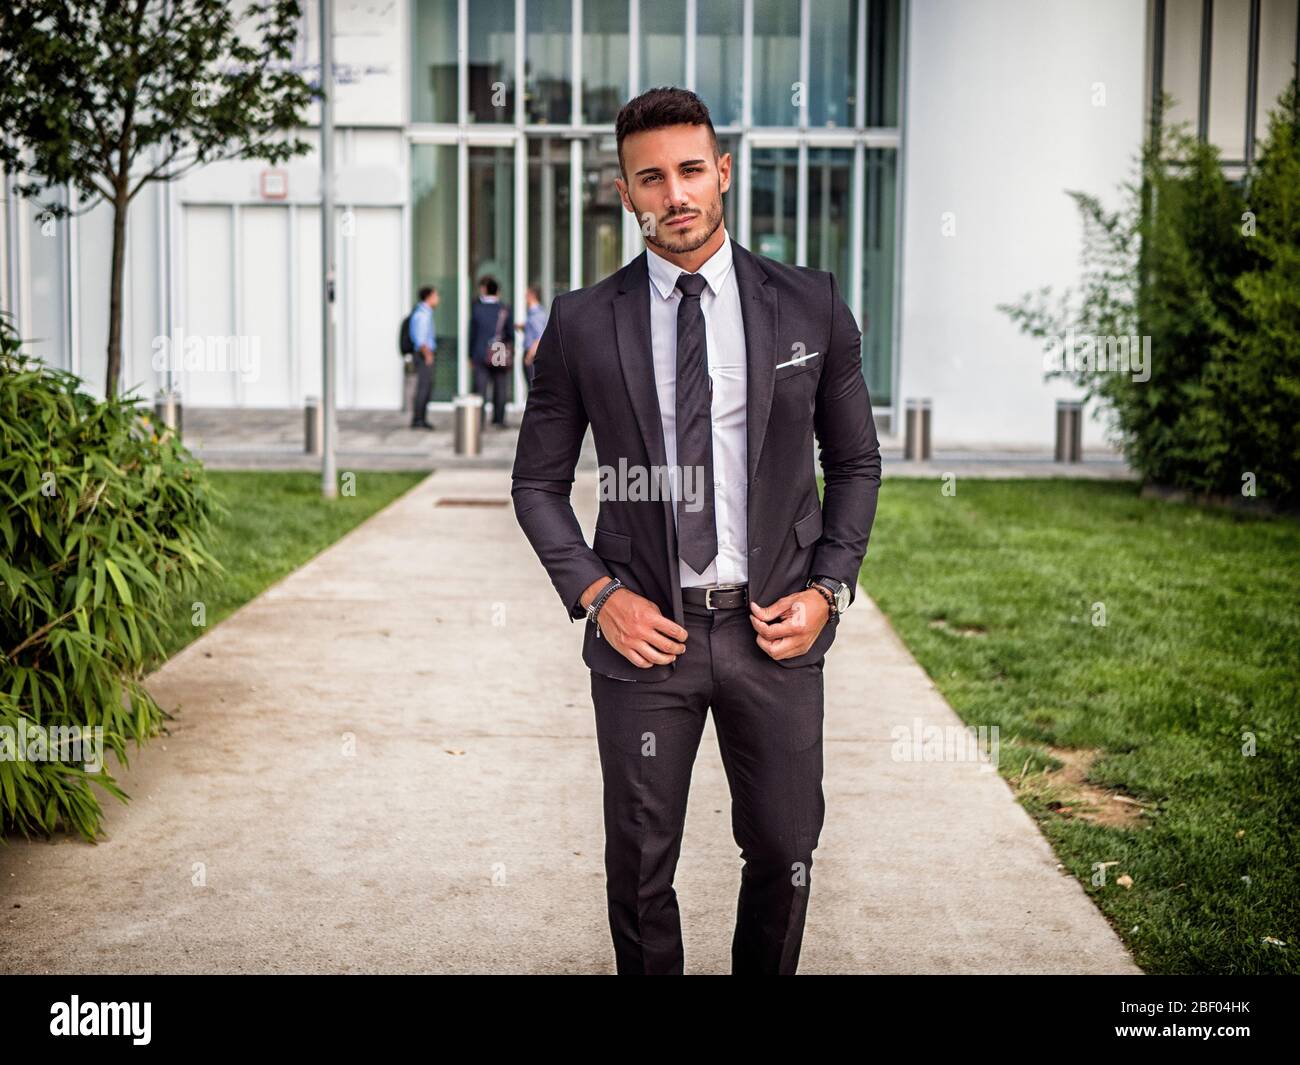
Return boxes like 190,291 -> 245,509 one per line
749,589 -> 831,660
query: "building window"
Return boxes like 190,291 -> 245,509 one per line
752,0 -> 801,126
808,147 -> 853,287
411,0 -> 457,124
696,0 -> 744,127
528,137 -> 572,302
582,1 -> 629,123
25,192 -> 70,373
641,0 -> 686,91
411,143 -> 459,401
866,0 -> 902,127
1208,0 -> 1253,158
469,144 -> 517,407
526,0 -> 571,124
1153,0 -> 1300,166
862,147 -> 896,409
582,136 -> 624,286
809,1 -> 859,128
468,0 -> 516,124
716,134 -> 741,236
1257,0 -> 1300,144
751,146 -> 799,262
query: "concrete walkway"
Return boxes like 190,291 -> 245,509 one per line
0,468 -> 1141,974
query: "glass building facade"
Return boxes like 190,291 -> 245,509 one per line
409,0 -> 905,412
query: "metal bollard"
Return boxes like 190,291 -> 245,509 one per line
305,396 -> 322,455
455,393 -> 484,456
1055,400 -> 1083,463
154,389 -> 183,436
904,398 -> 932,462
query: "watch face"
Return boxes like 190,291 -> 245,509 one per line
835,584 -> 850,611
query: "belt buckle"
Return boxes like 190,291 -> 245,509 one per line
704,584 -> 743,609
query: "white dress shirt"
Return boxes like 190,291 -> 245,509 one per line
645,236 -> 748,588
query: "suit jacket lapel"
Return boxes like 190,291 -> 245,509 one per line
613,252 -> 667,474
613,251 -> 683,622
731,238 -> 777,485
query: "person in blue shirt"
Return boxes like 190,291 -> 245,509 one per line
519,284 -> 548,391
408,285 -> 438,429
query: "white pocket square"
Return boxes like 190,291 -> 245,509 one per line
775,351 -> 819,370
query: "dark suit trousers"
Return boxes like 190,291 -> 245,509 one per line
411,356 -> 434,425
589,598 -> 826,975
473,362 -> 509,425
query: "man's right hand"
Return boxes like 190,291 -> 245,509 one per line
579,577 -> 687,668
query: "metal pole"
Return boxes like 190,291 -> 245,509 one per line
1055,400 -> 1083,463
904,398 -> 932,462
319,0 -> 337,499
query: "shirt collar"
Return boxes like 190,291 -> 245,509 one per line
645,233 -> 734,301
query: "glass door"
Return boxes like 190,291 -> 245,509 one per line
527,136 -> 573,307
468,143 -> 516,407
581,135 -> 625,288
410,141 -> 460,403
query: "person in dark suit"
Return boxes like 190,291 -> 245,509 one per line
511,87 -> 881,975
468,275 -> 511,429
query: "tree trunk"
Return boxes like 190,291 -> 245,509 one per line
105,192 -> 129,397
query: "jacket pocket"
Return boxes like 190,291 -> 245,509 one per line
774,359 -> 818,384
593,527 -> 632,564
793,506 -> 823,549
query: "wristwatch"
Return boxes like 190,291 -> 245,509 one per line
807,575 -> 850,616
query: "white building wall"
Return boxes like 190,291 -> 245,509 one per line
172,125 -> 407,409
0,187 -> 8,328
73,184 -> 167,401
164,0 -> 409,410
0,0 -> 408,409
897,0 -> 1149,447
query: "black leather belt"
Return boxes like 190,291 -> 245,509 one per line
681,583 -> 749,610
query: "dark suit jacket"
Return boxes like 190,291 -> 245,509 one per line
511,237 -> 882,682
468,297 -> 511,367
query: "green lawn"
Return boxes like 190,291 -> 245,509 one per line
855,478 -> 1299,975
153,470 -> 427,663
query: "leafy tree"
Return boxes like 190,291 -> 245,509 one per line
0,0 -> 318,396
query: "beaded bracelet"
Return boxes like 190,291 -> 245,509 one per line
807,582 -> 838,618
587,578 -> 623,637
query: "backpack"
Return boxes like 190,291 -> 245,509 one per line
399,310 -> 416,356
487,305 -> 514,369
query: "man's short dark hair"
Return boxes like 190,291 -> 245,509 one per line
479,275 -> 499,296
418,285 -> 436,301
615,87 -> 719,178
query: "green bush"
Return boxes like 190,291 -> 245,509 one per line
1208,81 -> 1300,503
0,314 -> 223,842
1001,80 -> 1300,506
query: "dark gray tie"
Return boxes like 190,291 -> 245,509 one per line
674,272 -> 717,574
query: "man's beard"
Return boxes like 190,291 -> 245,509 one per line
643,193 -> 725,255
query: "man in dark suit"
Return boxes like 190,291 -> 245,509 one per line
468,275 -> 511,429
511,87 -> 881,975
